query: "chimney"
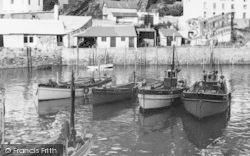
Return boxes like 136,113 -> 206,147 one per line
54,3 -> 59,20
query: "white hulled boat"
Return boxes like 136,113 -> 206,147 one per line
35,77 -> 112,101
138,36 -> 185,112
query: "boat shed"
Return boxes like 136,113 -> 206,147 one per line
159,29 -> 183,46
0,19 -> 65,48
74,26 -> 137,48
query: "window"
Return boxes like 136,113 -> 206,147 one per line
231,4 -> 234,9
57,36 -> 63,42
204,2 -> 207,9
11,0 -> 14,4
213,12 -> 216,16
38,0 -> 40,6
213,3 -> 216,9
24,36 -> 28,43
101,37 -> 106,42
243,13 -> 246,18
222,3 -> 225,10
29,37 -> 33,43
28,0 -> 30,5
243,5 -> 247,9
204,12 -> 206,18
121,37 -> 125,41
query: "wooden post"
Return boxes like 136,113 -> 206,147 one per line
92,47 -> 95,66
156,47 -> 158,67
105,49 -> 107,64
77,45 -> 79,66
134,50 -> 137,72
133,71 -> 136,87
124,47 -> 126,67
144,45 -> 146,66
70,71 -> 76,143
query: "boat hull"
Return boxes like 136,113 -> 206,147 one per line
37,87 -> 92,101
138,92 -> 181,111
92,83 -> 136,105
183,93 -> 230,119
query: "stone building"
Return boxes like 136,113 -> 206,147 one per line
159,29 -> 182,47
0,19 -> 65,48
75,26 -> 137,48
0,0 -> 43,13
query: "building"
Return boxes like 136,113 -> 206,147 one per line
0,19 -> 65,48
59,15 -> 92,47
159,29 -> 182,46
75,26 -> 137,48
183,0 -> 250,20
102,1 -> 139,24
137,28 -> 157,47
0,0 -> 43,13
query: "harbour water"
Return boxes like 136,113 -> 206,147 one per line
0,65 -> 249,156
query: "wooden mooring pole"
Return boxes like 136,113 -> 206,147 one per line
27,47 -> 32,69
70,70 -> 76,143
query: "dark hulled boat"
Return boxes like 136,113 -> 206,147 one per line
92,82 -> 138,105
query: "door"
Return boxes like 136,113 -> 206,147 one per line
129,37 -> 134,48
110,37 -> 116,47
167,36 -> 173,46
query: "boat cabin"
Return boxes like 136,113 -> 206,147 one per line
164,69 -> 178,88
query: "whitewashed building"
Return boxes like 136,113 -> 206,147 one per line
0,19 -> 65,48
0,0 -> 43,13
75,26 -> 137,48
183,0 -> 250,20
159,29 -> 182,46
59,15 -> 92,47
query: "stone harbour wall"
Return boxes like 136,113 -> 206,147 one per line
61,47 -> 250,66
0,46 -> 250,69
0,47 -> 62,69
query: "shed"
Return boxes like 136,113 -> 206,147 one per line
75,26 -> 137,48
159,29 -> 182,46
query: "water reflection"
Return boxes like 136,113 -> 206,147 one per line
1,65 -> 250,155
182,110 -> 230,149
138,108 -> 172,134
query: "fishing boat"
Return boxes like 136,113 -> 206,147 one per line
92,82 -> 138,105
35,71 -> 93,156
138,36 -> 185,112
35,76 -> 112,101
183,45 -> 231,119
87,64 -> 114,70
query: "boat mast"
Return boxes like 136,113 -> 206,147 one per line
70,70 -> 76,144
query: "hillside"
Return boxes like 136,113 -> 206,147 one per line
43,0 -> 183,18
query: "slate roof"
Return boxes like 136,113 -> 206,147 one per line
0,19 -> 65,35
75,26 -> 137,37
112,12 -> 138,17
59,15 -> 92,33
105,1 -> 138,9
159,29 -> 182,37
